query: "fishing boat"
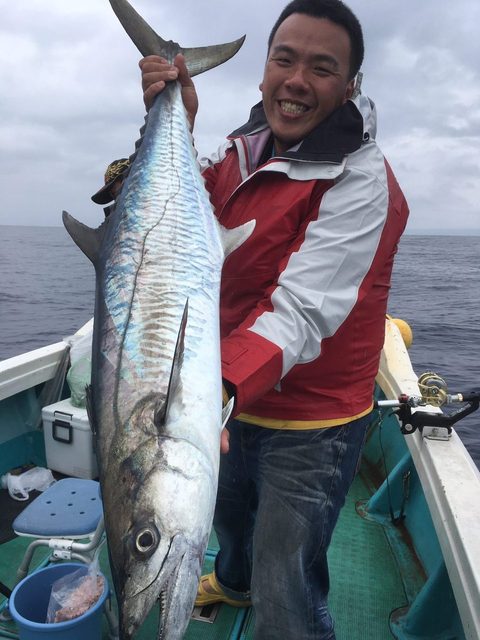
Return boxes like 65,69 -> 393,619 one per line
0,316 -> 479,639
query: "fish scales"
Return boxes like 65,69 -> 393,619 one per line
105,83 -> 223,395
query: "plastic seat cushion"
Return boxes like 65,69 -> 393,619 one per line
12,478 -> 103,538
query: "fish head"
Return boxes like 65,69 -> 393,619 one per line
105,433 -> 214,639
119,523 -> 202,640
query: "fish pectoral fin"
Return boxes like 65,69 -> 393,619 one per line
219,219 -> 256,259
62,210 -> 107,265
109,0 -> 244,77
221,396 -> 235,429
154,300 -> 188,430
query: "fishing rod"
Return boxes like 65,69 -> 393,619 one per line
375,372 -> 480,439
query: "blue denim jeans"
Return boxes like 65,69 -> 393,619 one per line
213,415 -> 370,640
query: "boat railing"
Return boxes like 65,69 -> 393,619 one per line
377,318 -> 480,639
0,319 -> 93,402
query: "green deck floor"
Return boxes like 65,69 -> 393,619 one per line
328,473 -> 407,639
238,473 -> 407,639
0,473 -> 409,639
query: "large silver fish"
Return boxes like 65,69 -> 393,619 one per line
63,1 -> 251,638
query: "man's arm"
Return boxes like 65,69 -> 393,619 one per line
220,160 -> 408,414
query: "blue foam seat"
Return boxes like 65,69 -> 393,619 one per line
13,478 -> 103,538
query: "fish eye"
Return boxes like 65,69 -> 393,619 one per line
132,524 -> 160,557
136,529 -> 155,551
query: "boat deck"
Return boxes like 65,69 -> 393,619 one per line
0,471 -> 407,639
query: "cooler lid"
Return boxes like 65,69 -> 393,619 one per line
42,397 -> 90,430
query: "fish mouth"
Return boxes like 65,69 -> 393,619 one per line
157,547 -> 201,640
156,557 -> 185,640
119,537 -> 177,638
119,535 -> 196,640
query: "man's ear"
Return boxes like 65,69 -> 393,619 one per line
345,78 -> 355,101
259,81 -> 263,92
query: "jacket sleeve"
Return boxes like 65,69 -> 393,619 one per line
221,156 -> 409,414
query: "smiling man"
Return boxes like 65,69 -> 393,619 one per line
261,12 -> 355,153
139,1 -> 409,638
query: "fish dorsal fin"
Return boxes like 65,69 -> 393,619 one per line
108,0 -> 244,76
154,300 -> 188,429
219,219 -> 256,259
62,210 -> 106,265
221,396 -> 235,429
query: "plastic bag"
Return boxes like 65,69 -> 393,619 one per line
1,467 -> 56,501
46,562 -> 105,623
66,329 -> 92,408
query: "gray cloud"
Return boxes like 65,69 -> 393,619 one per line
1,0 -> 479,234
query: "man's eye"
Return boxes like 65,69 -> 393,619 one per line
314,67 -> 332,77
274,57 -> 291,65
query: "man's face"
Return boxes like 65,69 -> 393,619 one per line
111,177 -> 123,200
260,14 -> 355,154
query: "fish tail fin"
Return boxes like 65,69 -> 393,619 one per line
108,0 -> 244,76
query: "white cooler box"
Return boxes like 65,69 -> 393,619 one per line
42,397 -> 98,479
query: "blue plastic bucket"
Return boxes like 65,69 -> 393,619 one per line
9,563 -> 108,640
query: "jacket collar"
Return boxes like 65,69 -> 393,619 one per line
229,98 -> 366,164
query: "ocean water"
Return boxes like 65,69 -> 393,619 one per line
0,226 -> 479,465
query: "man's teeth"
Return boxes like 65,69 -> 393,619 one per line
280,101 -> 307,114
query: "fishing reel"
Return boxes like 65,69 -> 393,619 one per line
375,372 -> 480,439
417,372 -> 448,407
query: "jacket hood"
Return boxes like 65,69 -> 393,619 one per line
229,95 -> 377,164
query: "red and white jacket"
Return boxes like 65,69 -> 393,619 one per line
200,94 -> 409,429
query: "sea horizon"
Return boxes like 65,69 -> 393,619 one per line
1,223 -> 479,237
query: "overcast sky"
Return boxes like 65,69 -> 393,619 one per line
1,0 -> 479,234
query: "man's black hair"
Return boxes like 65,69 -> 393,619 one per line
268,0 -> 364,80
